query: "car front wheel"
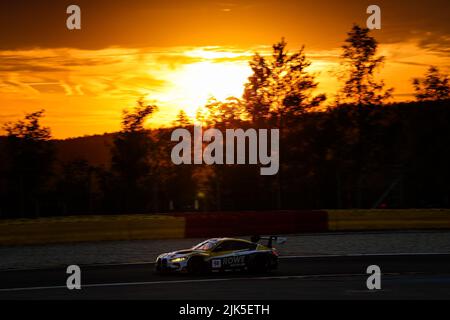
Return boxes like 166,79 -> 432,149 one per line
187,256 -> 206,274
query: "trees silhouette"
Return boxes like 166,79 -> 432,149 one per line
243,39 -> 326,208
2,110 -> 54,217
333,25 -> 395,206
56,159 -> 96,215
121,99 -> 158,132
2,27 -> 450,218
244,53 -> 271,126
109,100 -> 158,212
243,38 -> 326,128
173,110 -> 192,127
413,66 -> 450,101
3,110 -> 51,140
269,39 -> 326,122
203,97 -> 247,128
338,25 -> 393,106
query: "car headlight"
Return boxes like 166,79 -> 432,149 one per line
170,257 -> 187,263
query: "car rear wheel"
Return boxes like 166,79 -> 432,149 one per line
248,254 -> 270,274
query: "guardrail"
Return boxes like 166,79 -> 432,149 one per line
174,211 -> 328,238
0,215 -> 185,245
328,209 -> 450,231
0,209 -> 449,245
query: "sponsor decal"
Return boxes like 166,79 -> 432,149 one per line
212,259 -> 222,269
222,255 -> 245,266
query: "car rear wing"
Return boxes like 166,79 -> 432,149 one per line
250,235 -> 287,248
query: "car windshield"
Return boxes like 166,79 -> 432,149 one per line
192,240 -> 217,251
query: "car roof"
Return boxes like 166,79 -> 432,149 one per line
209,237 -> 253,243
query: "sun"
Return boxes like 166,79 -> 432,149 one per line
161,57 -> 252,118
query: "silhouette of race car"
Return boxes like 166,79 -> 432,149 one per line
155,236 -> 285,274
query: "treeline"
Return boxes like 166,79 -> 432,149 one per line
0,25 -> 449,218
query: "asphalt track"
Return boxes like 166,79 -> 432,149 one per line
0,254 -> 449,299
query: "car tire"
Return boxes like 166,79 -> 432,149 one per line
155,258 -> 172,275
187,256 -> 206,274
248,254 -> 270,274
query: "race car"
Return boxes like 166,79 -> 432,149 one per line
155,236 -> 285,274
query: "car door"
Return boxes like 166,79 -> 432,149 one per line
211,240 -> 255,270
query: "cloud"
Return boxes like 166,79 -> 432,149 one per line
391,61 -> 432,67
28,83 -> 67,94
0,37 -> 448,138
0,64 -> 67,73
1,0 -> 447,54
417,34 -> 450,56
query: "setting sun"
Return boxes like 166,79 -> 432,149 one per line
149,56 -> 253,118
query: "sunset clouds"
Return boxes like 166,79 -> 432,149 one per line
0,0 -> 448,138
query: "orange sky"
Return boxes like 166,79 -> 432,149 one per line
0,0 -> 449,138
